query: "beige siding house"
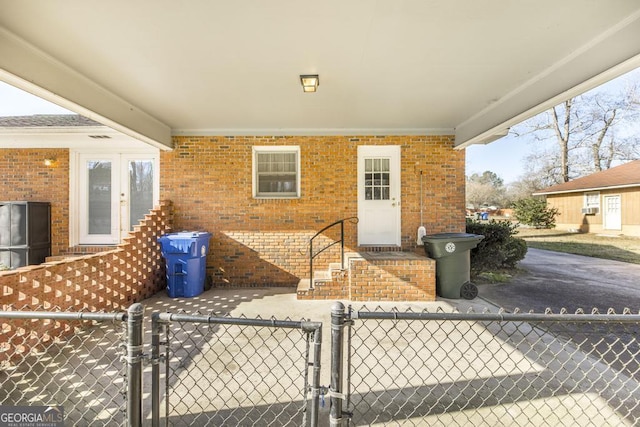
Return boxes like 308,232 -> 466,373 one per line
533,160 -> 640,236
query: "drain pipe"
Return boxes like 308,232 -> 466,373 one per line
416,170 -> 426,245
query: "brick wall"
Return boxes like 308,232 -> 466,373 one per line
161,135 -> 465,287
349,257 -> 435,301
0,202 -> 172,364
0,148 -> 69,256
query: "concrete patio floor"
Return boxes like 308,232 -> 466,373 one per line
139,286 -> 639,426
141,286 -> 485,398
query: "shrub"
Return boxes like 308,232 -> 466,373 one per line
512,197 -> 559,228
465,219 -> 527,274
503,237 -> 528,268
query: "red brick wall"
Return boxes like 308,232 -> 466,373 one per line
0,202 -> 172,364
349,257 -> 435,301
0,201 -> 170,311
161,135 -> 465,287
0,148 -> 69,256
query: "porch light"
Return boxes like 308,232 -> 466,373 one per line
44,157 -> 56,166
300,75 -> 319,93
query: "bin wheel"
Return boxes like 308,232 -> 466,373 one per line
460,282 -> 478,300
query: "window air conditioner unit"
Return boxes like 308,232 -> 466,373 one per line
581,207 -> 598,215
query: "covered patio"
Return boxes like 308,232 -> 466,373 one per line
1,2 -> 640,147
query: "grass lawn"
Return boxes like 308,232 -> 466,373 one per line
515,227 -> 640,264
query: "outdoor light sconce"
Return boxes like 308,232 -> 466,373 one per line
300,75 -> 319,93
44,157 -> 56,166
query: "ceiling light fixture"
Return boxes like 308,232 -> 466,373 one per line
300,75 -> 319,93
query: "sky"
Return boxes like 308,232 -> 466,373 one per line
0,82 -> 73,116
465,134 -> 530,184
1,66 -> 639,183
465,67 -> 640,184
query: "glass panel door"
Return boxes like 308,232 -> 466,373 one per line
124,158 -> 155,232
78,153 -> 158,245
88,161 -> 113,235
79,154 -> 119,244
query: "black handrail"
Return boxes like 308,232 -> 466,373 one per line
309,217 -> 358,288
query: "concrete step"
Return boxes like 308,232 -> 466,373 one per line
297,278 -> 311,292
313,270 -> 331,282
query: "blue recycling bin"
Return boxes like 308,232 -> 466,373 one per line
158,231 -> 211,298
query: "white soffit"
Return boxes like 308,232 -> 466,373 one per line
0,1 -> 639,148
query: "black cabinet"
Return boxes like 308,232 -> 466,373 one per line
0,202 -> 51,268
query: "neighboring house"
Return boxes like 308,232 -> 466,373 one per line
533,160 -> 640,236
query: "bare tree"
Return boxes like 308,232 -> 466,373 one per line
513,77 -> 640,185
465,171 -> 507,209
552,99 -> 572,182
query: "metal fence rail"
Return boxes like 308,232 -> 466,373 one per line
333,305 -> 640,426
0,309 -> 128,426
151,312 -> 323,427
4,302 -> 640,427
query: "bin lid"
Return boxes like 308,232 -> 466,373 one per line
158,231 -> 212,254
159,231 -> 211,240
422,232 -> 483,241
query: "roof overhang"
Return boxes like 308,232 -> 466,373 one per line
0,125 -> 158,150
1,1 -> 639,150
533,183 -> 640,196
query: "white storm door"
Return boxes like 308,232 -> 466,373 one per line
357,146 -> 401,246
121,156 -> 156,234
78,154 -> 158,245
603,195 -> 622,230
78,154 -> 120,244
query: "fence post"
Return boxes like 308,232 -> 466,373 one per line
309,324 -> 322,427
330,301 -> 346,427
127,303 -> 144,427
151,313 -> 161,427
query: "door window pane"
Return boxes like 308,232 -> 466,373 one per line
129,160 -> 154,230
364,157 -> 390,200
88,161 -> 112,234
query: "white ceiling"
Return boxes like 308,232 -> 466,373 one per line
1,1 -> 640,150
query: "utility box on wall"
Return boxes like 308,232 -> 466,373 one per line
0,201 -> 51,269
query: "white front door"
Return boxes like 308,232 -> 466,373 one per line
77,153 -> 158,245
603,195 -> 622,230
357,145 -> 401,246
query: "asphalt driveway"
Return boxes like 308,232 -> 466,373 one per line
479,247 -> 640,313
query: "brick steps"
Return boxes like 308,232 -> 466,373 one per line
297,251 -> 436,301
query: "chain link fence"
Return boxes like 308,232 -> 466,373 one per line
150,311 -> 322,427
3,303 -> 640,426
0,308 -> 128,426
335,305 -> 640,426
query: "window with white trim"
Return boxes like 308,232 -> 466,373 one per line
584,192 -> 600,209
253,146 -> 300,198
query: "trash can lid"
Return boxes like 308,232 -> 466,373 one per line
159,231 -> 212,240
422,232 -> 483,241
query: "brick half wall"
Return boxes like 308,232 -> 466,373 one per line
0,201 -> 173,364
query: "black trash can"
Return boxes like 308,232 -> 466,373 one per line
422,233 -> 484,299
158,232 -> 212,298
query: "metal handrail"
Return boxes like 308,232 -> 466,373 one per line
309,216 -> 358,288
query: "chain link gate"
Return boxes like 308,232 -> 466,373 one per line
149,311 -> 323,426
329,303 -> 640,426
4,302 -> 640,426
0,308 -> 129,426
